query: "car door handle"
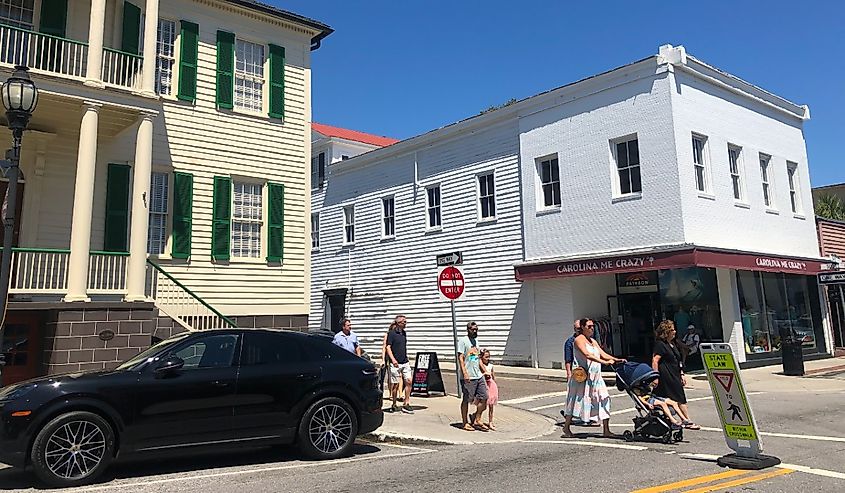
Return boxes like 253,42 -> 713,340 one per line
297,373 -> 318,380
210,380 -> 230,388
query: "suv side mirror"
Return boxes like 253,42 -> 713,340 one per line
154,356 -> 184,377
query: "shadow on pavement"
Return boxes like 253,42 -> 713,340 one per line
0,442 -> 383,490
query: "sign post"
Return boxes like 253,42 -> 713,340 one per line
700,343 -> 780,470
438,259 -> 464,398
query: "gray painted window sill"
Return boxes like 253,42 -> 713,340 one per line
425,228 -> 442,235
611,192 -> 642,204
536,207 -> 561,216
734,201 -> 751,209
765,208 -> 780,215
793,213 -> 806,220
697,192 -> 716,201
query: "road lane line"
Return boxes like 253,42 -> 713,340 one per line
610,392 -> 765,416
499,391 -> 567,405
679,468 -> 794,493
528,439 -> 647,451
631,469 -> 750,493
688,425 -> 845,443
680,453 -> 845,481
77,448 -> 436,491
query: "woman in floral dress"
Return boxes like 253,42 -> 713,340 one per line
562,320 -> 625,438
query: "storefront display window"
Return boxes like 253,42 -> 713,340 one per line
659,267 -> 722,343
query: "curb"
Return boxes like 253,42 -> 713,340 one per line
803,363 -> 845,377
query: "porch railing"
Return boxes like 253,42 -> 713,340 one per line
6,248 -> 128,295
0,24 -> 87,79
102,47 -> 142,89
145,259 -> 237,331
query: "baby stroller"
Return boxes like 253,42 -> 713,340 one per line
614,362 -> 684,444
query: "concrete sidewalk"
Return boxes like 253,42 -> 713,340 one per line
364,394 -> 557,445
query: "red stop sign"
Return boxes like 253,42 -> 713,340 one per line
438,266 -> 464,300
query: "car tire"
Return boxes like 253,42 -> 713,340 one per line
298,397 -> 358,460
30,411 -> 115,488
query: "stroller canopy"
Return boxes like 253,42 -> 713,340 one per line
616,362 -> 660,390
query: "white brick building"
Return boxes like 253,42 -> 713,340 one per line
310,45 -> 834,368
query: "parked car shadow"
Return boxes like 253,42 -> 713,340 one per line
0,442 -> 382,490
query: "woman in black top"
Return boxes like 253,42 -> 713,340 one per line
652,320 -> 700,430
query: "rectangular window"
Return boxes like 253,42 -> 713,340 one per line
537,156 -> 561,208
382,196 -> 395,238
787,162 -> 800,214
426,185 -> 441,229
760,153 -> 773,208
311,152 -> 325,190
728,145 -> 743,201
147,172 -> 169,255
692,134 -> 708,192
478,172 -> 496,219
614,137 -> 641,195
343,206 -> 355,244
311,213 -> 319,249
231,182 -> 263,258
155,19 -> 176,95
234,39 -> 265,112
0,0 -> 34,29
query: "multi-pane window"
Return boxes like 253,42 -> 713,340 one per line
343,206 -> 355,244
538,156 -> 561,208
311,152 -> 325,190
478,172 -> 496,219
787,162 -> 800,214
692,134 -> 708,192
382,197 -> 395,237
614,137 -> 641,195
231,182 -> 263,258
311,213 -> 319,249
155,19 -> 177,95
147,172 -> 169,255
426,186 -> 441,229
235,39 -> 265,112
0,0 -> 35,29
728,145 -> 744,201
760,154 -> 773,208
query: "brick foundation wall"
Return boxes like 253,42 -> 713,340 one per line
232,314 -> 308,332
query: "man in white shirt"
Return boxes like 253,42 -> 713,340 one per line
333,319 -> 362,357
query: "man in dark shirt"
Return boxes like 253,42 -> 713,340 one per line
386,315 -> 413,413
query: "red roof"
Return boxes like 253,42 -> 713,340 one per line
312,122 -> 399,147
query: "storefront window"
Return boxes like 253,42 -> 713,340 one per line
659,267 -> 722,343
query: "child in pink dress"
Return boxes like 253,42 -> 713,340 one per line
480,349 -> 498,430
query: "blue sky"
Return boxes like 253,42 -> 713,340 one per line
277,1 -> 844,186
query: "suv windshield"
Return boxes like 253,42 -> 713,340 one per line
115,334 -> 190,370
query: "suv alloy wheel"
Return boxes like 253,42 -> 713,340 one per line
30,411 -> 116,487
298,397 -> 358,460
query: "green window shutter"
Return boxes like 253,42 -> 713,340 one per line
171,172 -> 193,259
104,164 -> 131,252
211,176 -> 231,261
177,20 -> 199,103
216,31 -> 235,109
39,0 -> 68,37
268,44 -> 285,119
121,1 -> 141,55
266,183 -> 284,262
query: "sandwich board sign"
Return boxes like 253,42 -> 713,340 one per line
700,343 -> 780,469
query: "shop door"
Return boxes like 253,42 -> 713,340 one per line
620,294 -> 658,362
324,289 -> 347,333
831,286 -> 845,348
1,312 -> 41,386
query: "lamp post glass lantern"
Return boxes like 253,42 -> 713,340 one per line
0,65 -> 38,386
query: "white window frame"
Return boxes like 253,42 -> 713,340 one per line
610,135 -> 641,197
727,144 -> 746,203
343,205 -> 355,245
536,155 -> 561,210
311,212 -> 320,250
425,185 -> 442,230
477,171 -> 496,221
231,181 -> 264,258
787,161 -> 801,215
381,196 -> 395,239
0,0 -> 35,30
155,18 -> 177,96
759,153 -> 775,210
234,38 -> 265,113
147,171 -> 169,255
692,133 -> 711,194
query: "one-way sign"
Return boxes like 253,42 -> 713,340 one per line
436,251 -> 463,266
819,272 -> 845,285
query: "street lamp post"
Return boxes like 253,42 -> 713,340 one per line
0,66 -> 38,386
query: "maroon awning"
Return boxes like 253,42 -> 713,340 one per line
514,247 -> 830,282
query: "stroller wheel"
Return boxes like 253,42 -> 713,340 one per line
662,433 -> 673,444
673,430 -> 684,442
623,430 -> 634,442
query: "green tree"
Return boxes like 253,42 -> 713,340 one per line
816,193 -> 845,221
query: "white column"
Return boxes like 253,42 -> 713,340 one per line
84,0 -> 106,86
125,113 -> 155,301
64,102 -> 102,302
139,0 -> 160,97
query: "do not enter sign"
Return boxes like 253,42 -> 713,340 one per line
438,266 -> 464,300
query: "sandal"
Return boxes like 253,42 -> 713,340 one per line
682,421 -> 701,430
487,423 -> 496,431
461,423 -> 475,432
473,423 -> 490,432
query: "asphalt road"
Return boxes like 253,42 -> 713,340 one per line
2,373 -> 844,492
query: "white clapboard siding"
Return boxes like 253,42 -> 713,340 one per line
310,120 -> 529,364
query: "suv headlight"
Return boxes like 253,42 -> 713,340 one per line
0,383 -> 37,401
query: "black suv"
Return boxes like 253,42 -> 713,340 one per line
0,329 -> 383,487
